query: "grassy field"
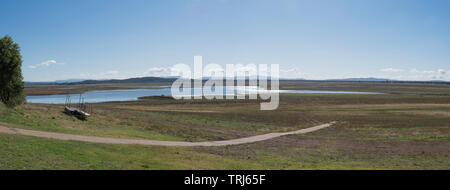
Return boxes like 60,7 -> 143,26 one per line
1,81 -> 449,169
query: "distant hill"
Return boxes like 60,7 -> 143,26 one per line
24,77 -> 178,85
326,77 -> 394,82
24,81 -> 53,85
54,79 -> 92,83
25,76 -> 449,85
73,77 -> 177,84
25,79 -> 94,85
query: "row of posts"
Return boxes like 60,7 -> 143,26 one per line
65,94 -> 93,114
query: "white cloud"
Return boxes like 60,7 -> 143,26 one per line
28,60 -> 64,69
65,67 -> 450,82
437,69 -> 446,75
79,70 -> 120,79
410,68 -> 435,74
280,67 -> 307,79
340,68 -> 450,81
142,67 -> 173,77
139,66 -> 309,79
204,67 -> 225,74
380,68 -> 404,73
405,68 -> 450,80
234,64 -> 258,73
105,70 -> 119,75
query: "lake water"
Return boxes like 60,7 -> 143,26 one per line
26,86 -> 383,104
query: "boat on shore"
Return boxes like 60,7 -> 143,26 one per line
64,106 -> 90,120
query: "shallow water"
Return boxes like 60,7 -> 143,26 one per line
26,86 -> 382,104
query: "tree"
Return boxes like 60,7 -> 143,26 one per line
0,35 -> 24,107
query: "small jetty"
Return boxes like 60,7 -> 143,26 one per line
64,94 -> 92,120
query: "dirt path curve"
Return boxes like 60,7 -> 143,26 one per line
0,122 -> 335,147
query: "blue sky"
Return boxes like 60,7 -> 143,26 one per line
2,0 -> 450,81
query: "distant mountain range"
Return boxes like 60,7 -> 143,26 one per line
54,79 -> 93,83
24,77 -> 177,85
75,77 -> 177,84
24,78 -> 95,85
325,77 -> 395,82
24,77 -> 448,85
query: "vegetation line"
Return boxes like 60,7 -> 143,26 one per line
0,122 -> 335,147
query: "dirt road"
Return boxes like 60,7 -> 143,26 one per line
0,122 -> 335,147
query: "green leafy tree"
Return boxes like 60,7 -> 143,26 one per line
0,35 -> 25,107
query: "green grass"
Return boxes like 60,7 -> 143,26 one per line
2,132 -> 448,170
0,103 -> 192,141
0,133 -> 266,170
0,81 -> 449,169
